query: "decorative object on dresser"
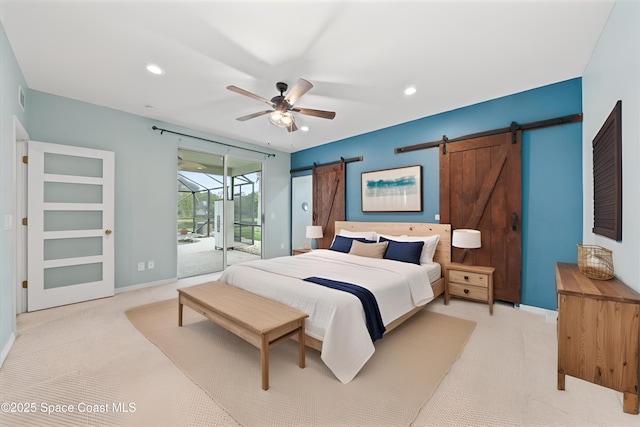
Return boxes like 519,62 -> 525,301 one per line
576,243 -> 614,280
556,262 -> 640,415
305,225 -> 323,249
452,229 -> 481,265
444,263 -> 495,315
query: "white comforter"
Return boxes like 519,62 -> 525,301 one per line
219,249 -> 437,383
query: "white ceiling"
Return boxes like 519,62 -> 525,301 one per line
1,0 -> 614,153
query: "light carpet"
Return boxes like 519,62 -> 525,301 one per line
126,299 -> 475,427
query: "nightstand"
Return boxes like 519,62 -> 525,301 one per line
292,248 -> 311,256
444,263 -> 495,315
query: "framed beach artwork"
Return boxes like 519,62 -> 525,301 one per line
361,165 -> 422,212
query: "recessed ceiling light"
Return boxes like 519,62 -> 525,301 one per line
404,86 -> 417,96
300,126 -> 309,132
145,63 -> 165,75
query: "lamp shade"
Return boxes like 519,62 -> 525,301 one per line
306,225 -> 323,239
452,229 -> 481,249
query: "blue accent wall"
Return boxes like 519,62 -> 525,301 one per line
292,78 -> 583,310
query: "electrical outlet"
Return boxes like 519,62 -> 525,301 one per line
148,261 -> 155,269
434,214 -> 440,221
137,262 -> 145,271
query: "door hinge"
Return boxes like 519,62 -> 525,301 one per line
22,281 -> 28,289
22,218 -> 28,226
22,155 -> 28,164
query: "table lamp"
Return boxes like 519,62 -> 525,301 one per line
452,229 -> 481,264
306,225 -> 323,250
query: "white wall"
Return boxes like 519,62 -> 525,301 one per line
25,89 -> 291,288
582,0 -> 640,291
0,22 -> 28,365
291,175 -> 312,250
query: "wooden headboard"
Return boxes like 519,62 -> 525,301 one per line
334,221 -> 451,266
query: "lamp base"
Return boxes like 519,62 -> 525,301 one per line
460,248 -> 473,265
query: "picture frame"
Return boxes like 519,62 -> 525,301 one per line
361,165 -> 422,212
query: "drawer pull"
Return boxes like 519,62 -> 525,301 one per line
464,275 -> 469,280
464,288 -> 469,294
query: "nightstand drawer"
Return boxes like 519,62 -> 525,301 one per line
448,282 -> 487,301
448,270 -> 489,288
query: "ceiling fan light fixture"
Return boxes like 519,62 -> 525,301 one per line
268,111 -> 294,128
404,85 -> 417,96
145,63 -> 165,75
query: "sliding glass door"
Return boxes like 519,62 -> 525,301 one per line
177,149 -> 262,278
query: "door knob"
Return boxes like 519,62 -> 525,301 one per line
105,229 -> 112,235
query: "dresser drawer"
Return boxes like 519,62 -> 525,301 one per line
448,270 -> 489,288
448,282 -> 487,301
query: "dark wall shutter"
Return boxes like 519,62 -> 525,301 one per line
592,100 -> 622,241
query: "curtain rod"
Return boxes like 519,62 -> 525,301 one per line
152,126 -> 276,158
394,113 -> 583,154
289,156 -> 363,173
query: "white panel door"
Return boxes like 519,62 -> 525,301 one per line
27,141 -> 115,311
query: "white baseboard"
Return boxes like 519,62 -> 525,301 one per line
114,278 -> 177,294
517,304 -> 558,323
1,332 -> 16,368
114,272 -> 223,294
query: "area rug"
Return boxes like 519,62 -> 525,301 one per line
126,298 -> 475,427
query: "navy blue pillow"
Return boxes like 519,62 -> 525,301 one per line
329,235 -> 376,253
380,237 -> 424,265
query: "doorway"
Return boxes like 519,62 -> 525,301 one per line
177,148 -> 262,278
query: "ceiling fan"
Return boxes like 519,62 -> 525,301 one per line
227,78 -> 336,132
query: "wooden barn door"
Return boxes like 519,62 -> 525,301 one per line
440,131 -> 522,303
313,162 -> 345,249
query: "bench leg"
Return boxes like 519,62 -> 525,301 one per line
261,334 -> 269,390
178,298 -> 183,327
623,392 -> 639,415
557,371 -> 565,390
299,321 -> 306,369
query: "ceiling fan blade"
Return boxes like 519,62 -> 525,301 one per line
284,78 -> 313,105
291,107 -> 336,120
236,110 -> 272,121
227,85 -> 274,107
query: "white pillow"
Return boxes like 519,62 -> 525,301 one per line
379,234 -> 440,264
339,229 -> 377,241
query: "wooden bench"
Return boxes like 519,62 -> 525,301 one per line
177,281 -> 309,390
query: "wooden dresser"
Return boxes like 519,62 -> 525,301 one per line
556,262 -> 640,414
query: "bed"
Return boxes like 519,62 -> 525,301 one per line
219,221 -> 451,383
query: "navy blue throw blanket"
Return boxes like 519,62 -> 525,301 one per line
302,276 -> 386,341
